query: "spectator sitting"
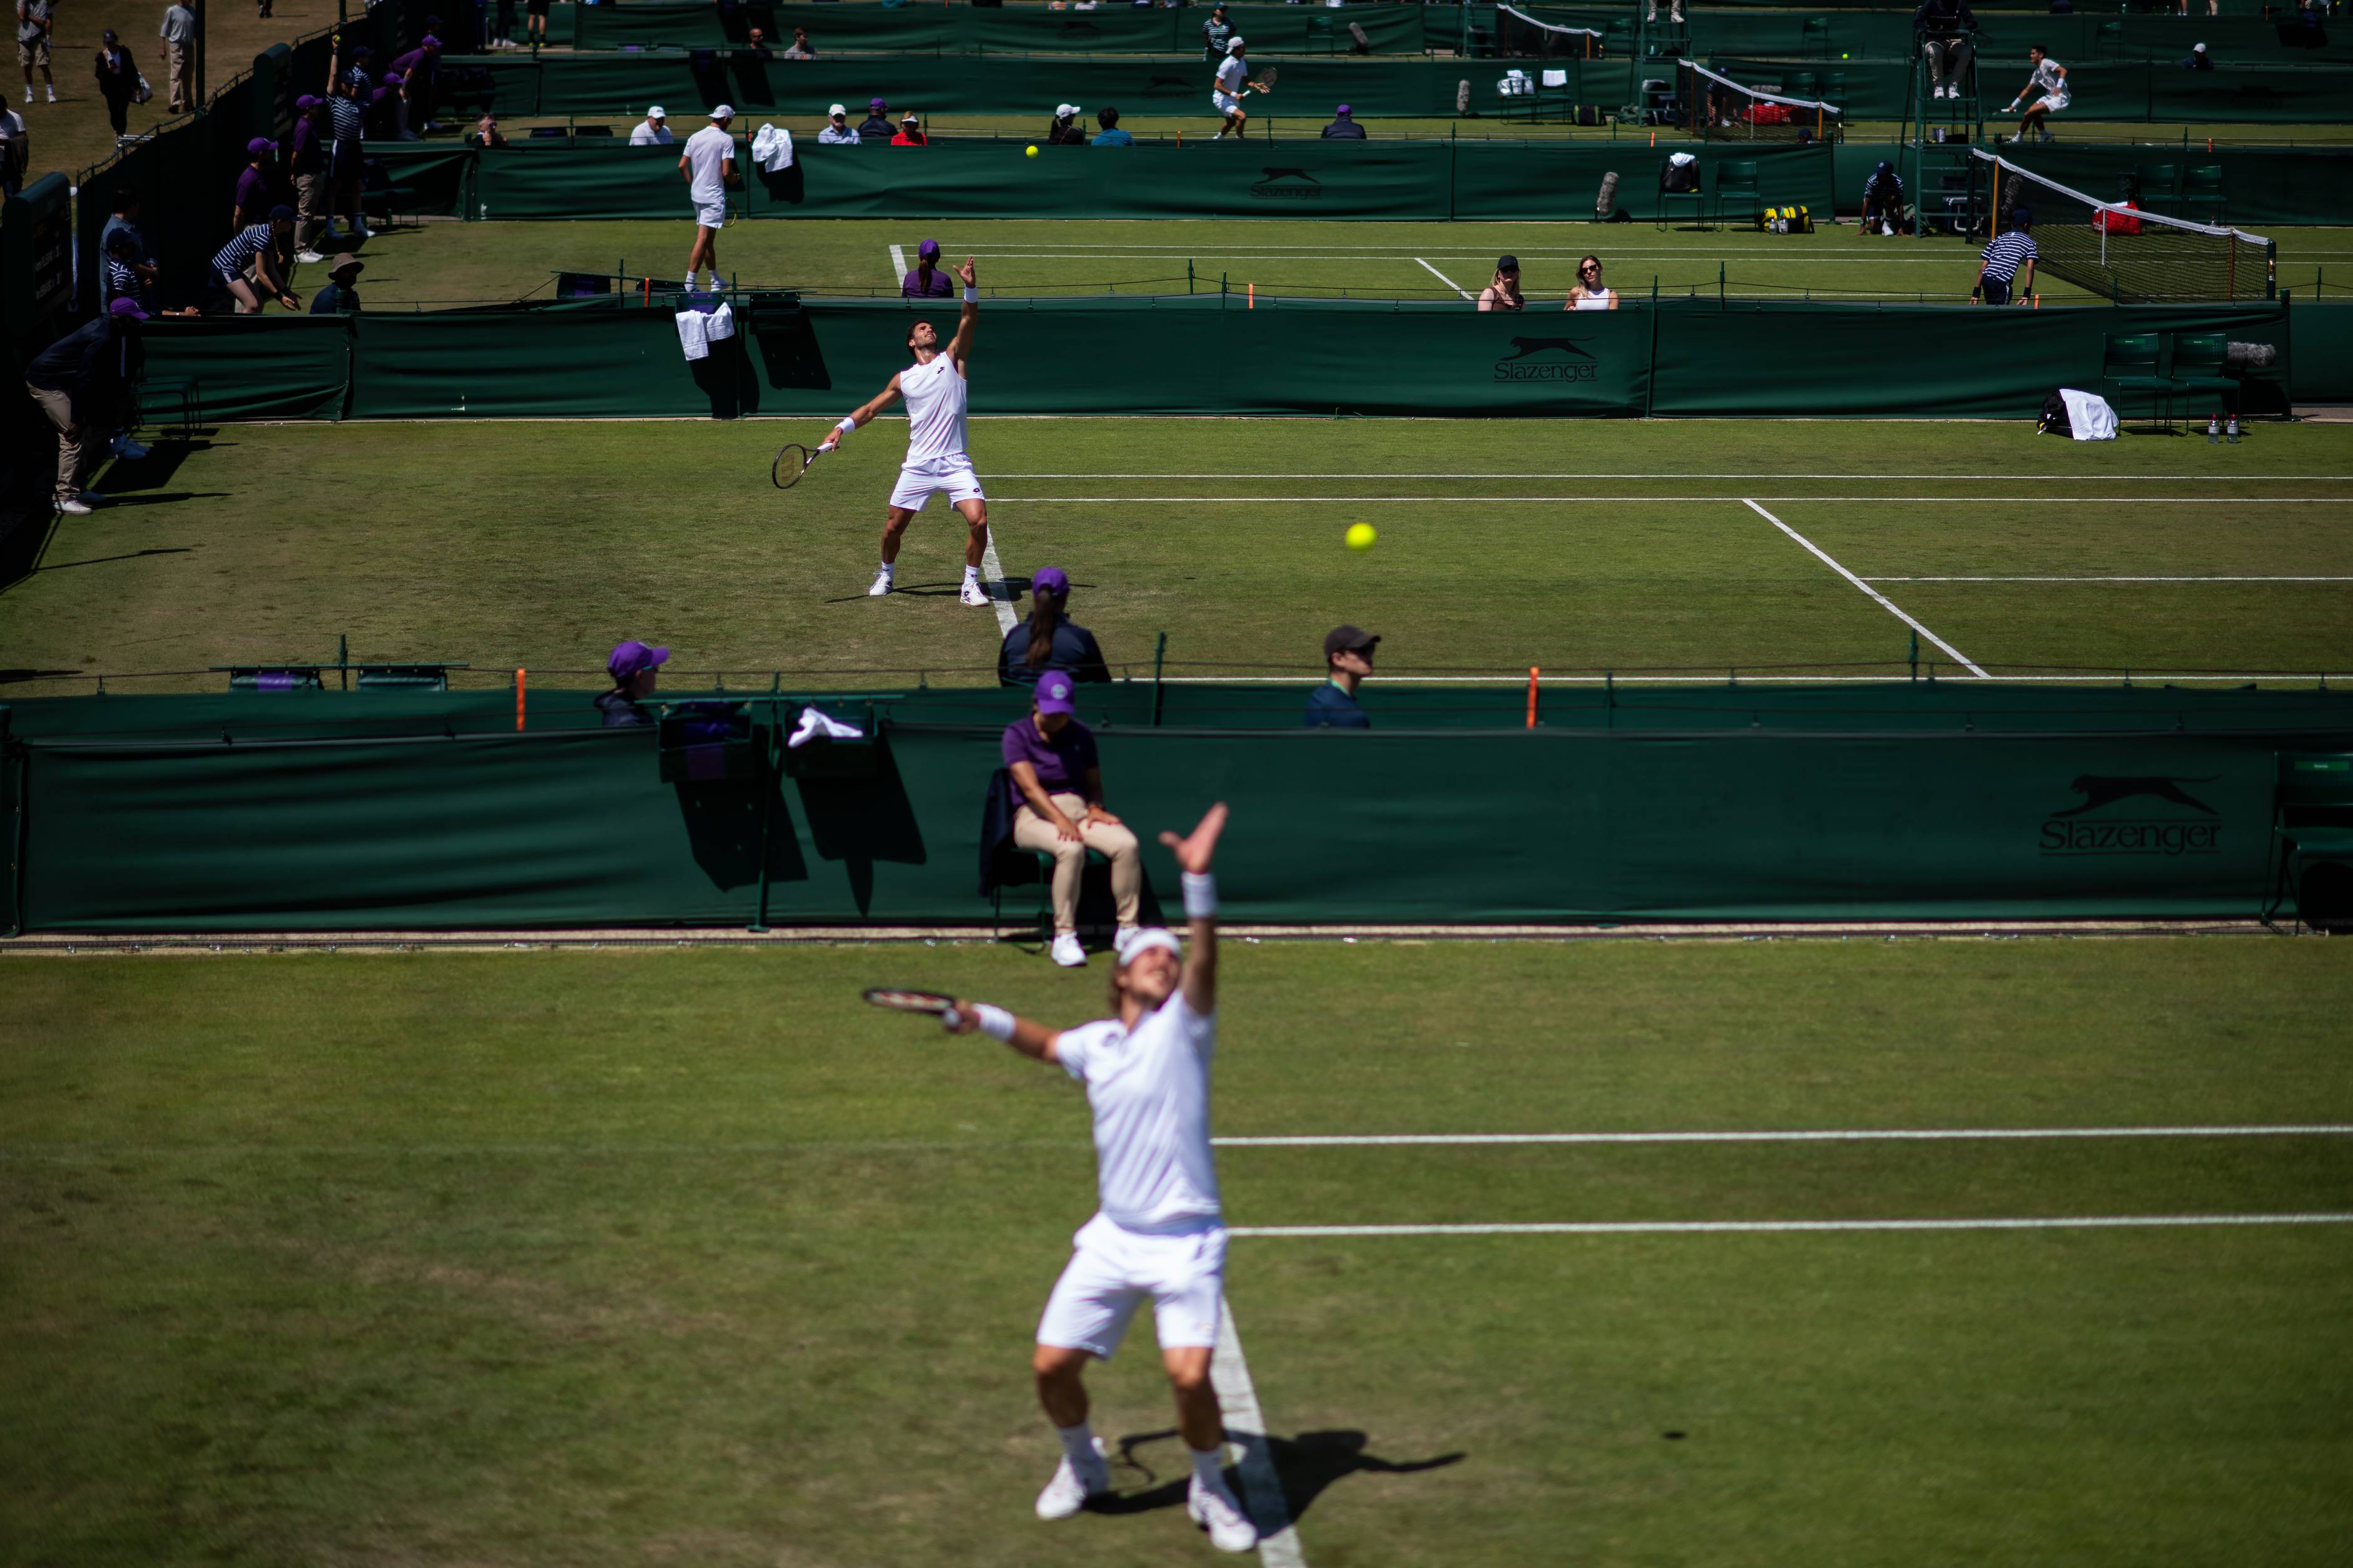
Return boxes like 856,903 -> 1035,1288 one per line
233,137 -> 277,231
1090,104 -> 1133,146
818,103 -> 857,144
856,97 -> 895,142
1476,254 -> 1525,311
290,96 -> 328,263
782,26 -> 815,59
23,299 -> 145,518
468,112 -> 507,149
597,640 -> 668,726
999,567 -> 1110,687
890,111 -> 928,146
1002,670 -> 1141,967
902,236 -> 953,297
1860,159 -> 1906,235
309,255 -> 363,313
745,26 -> 773,59
631,105 -> 674,145
2183,41 -> 2213,69
1046,103 -> 1087,144
1321,102 -> 1366,139
213,205 -> 301,313
1567,253 -> 1618,309
1305,625 -> 1378,728
94,28 -> 139,146
1,92 -> 30,198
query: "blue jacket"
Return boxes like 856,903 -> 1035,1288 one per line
1304,680 -> 1371,729
1000,618 -> 1111,687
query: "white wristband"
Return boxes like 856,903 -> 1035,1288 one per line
835,417 -> 856,437
1182,872 -> 1217,919
962,285 -> 978,303
974,1003 -> 1015,1042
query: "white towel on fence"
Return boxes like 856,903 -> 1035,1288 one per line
750,123 -> 795,172
675,307 -> 710,362
704,298 -> 734,341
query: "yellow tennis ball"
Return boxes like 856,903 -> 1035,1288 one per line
1345,522 -> 1376,552
1025,144 -> 1039,157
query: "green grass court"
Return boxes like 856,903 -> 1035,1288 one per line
6,939 -> 2350,1565
310,215 -> 2353,310
6,421 -> 2348,690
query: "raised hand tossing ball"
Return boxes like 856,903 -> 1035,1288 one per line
1345,522 -> 1377,552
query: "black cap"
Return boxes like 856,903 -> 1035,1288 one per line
1323,625 -> 1381,659
1497,254 -> 1520,272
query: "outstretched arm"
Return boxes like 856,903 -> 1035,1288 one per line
942,1002 -> 1064,1066
947,257 -> 978,368
818,373 -> 903,451
1159,802 -> 1227,1016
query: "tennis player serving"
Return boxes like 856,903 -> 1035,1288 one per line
821,256 -> 994,607
941,804 -> 1258,1555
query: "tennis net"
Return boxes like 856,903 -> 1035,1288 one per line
1675,59 -> 1842,143
1969,150 -> 2276,303
1496,4 -> 1604,58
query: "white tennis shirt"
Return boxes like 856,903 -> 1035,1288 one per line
1216,56 -> 1247,96
1056,994 -> 1222,1234
683,124 -> 733,203
899,352 -> 970,465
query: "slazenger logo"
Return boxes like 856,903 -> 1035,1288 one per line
1249,166 -> 1323,200
2038,774 -> 2222,857
1493,335 -> 1598,383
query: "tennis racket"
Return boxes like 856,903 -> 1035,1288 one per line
1249,66 -> 1277,93
772,442 -> 823,490
862,987 -> 964,1028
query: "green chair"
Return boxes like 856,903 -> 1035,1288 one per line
1799,16 -> 1832,56
2264,754 -> 2353,930
2094,19 -> 2124,59
1656,159 -> 1709,231
2178,164 -> 2227,223
1713,159 -> 1762,226
1781,70 -> 1819,100
1822,71 -> 1847,103
1463,1 -> 1498,58
2134,162 -> 2178,207
2101,333 -> 2172,426
1603,18 -> 1634,58
2168,332 -> 2240,420
1305,15 -> 1336,55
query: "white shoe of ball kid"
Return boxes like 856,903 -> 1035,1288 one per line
1187,1480 -> 1259,1554
867,568 -> 893,597
1049,933 -> 1087,968
1035,1439 -> 1111,1520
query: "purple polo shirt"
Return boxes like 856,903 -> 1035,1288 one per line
233,164 -> 270,219
291,115 -> 323,172
1001,715 -> 1098,795
390,46 -> 437,84
901,265 -> 953,298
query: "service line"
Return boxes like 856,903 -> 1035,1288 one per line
1231,1214 -> 2353,1238
1214,1125 -> 2353,1146
1744,498 -> 1988,677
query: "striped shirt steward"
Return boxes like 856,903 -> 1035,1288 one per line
211,223 -> 275,283
1979,230 -> 2036,282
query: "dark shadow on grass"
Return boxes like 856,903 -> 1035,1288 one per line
0,510 -> 59,594
819,580 -> 970,604
38,547 -> 195,572
99,438 -> 206,493
1100,1427 -> 1464,1525
0,668 -> 84,684
84,492 -> 231,508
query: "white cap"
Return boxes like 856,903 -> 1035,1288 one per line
828,102 -> 846,116
2193,40 -> 2207,49
1056,103 -> 1082,118
1227,35 -> 1246,50
709,103 -> 734,119
646,104 -> 666,119
1116,928 -> 1182,965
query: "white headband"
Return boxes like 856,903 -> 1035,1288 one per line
1117,928 -> 1182,965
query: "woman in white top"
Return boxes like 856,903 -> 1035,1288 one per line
1566,255 -> 1617,310
2006,46 -> 2069,146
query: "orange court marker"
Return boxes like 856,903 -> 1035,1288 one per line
1526,667 -> 1540,729
1248,282 -> 1254,308
515,669 -> 526,731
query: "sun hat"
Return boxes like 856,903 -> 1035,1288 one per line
608,640 -> 669,681
1056,103 -> 1082,118
1031,565 -> 1070,599
1035,670 -> 1079,716
900,110 -> 920,122
828,103 -> 846,116
328,256 -> 365,280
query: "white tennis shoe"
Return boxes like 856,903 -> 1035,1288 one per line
960,577 -> 990,608
1050,933 -> 1087,968
1035,1439 -> 1111,1520
1187,1480 -> 1258,1554
868,567 -> 893,597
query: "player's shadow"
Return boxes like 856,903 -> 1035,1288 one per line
821,579 -> 969,604
1097,1427 -> 1463,1525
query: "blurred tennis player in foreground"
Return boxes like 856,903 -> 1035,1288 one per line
942,803 -> 1259,1554
819,256 -> 994,607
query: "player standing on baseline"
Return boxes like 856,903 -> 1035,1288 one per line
1211,37 -> 1261,141
821,256 -> 994,607
942,804 -> 1260,1555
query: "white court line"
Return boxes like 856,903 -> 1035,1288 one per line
1413,256 -> 1474,301
978,532 -> 1018,634
888,243 -> 908,286
1216,1125 -> 2353,1147
1232,1214 -> 2353,1238
1869,576 -> 2353,584
1744,498 -> 1990,679
1211,1301 -> 1308,1568
991,496 -> 2353,505
990,472 -> 2353,482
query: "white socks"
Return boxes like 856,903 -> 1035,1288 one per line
877,561 -> 894,577
1189,1445 -> 1229,1491
962,565 -> 979,582
1056,1421 -> 1099,1469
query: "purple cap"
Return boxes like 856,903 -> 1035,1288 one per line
421,33 -> 440,46
918,238 -> 941,260
384,70 -> 404,83
1030,565 -> 1069,599
1336,103 -> 1353,116
248,136 -> 275,156
608,640 -> 669,680
297,93 -> 321,109
1035,670 -> 1079,716
108,295 -> 151,321
870,96 -> 887,110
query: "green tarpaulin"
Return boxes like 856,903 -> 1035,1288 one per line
563,2 -> 1431,56
1707,54 -> 2353,123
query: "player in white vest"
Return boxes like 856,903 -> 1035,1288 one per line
818,255 -> 994,607
940,803 -> 1261,1555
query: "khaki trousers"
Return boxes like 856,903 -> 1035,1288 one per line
1012,792 -> 1141,935
28,384 -> 98,503
165,41 -> 191,112
293,169 -> 325,248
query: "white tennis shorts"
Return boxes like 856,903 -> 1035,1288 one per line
1037,1212 -> 1227,1360
2033,92 -> 2069,113
1213,90 -> 1242,114
693,197 -> 727,230
889,455 -> 985,512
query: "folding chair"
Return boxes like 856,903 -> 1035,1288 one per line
2178,164 -> 2227,224
2264,753 -> 2353,930
2101,333 -> 2172,428
1799,16 -> 1832,57
2168,332 -> 2241,427
1712,159 -> 1762,228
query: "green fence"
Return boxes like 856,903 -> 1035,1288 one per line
128,294 -> 2297,422
5,682 -> 2346,931
561,2 -> 1431,56
1707,55 -> 2353,123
